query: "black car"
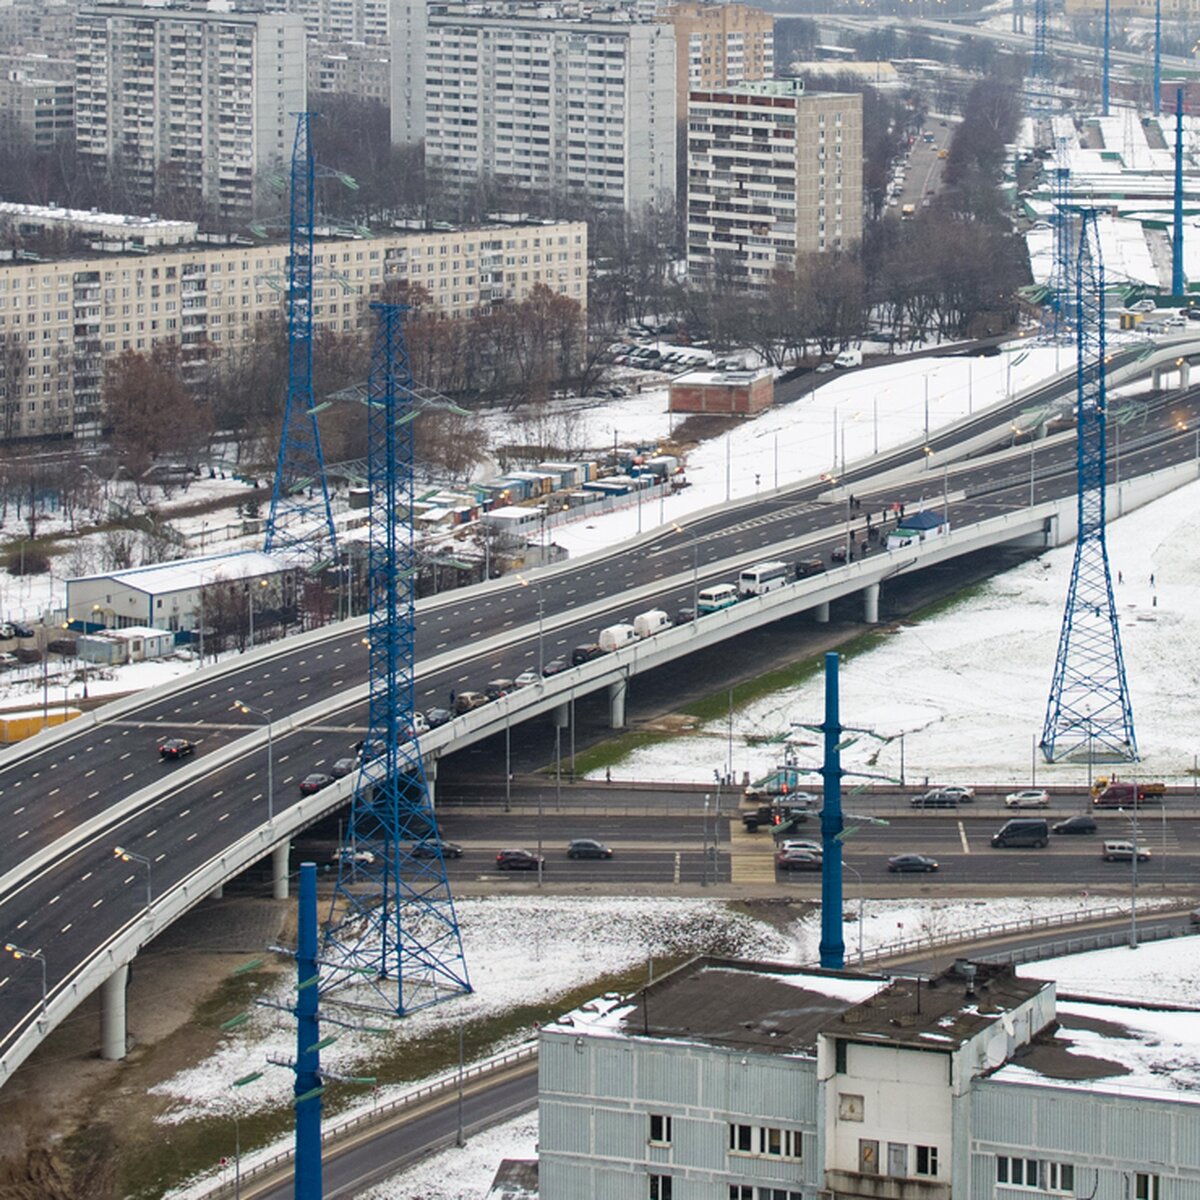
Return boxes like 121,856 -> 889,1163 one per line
299,772 -> 335,795
158,737 -> 195,761
496,848 -> 543,870
1053,815 -> 1098,835
542,657 -> 568,677
675,608 -> 695,626
411,840 -> 463,859
425,706 -> 453,728
888,854 -> 939,873
8,622 -> 34,639
567,839 -> 613,859
910,792 -> 958,809
571,644 -> 606,665
331,757 -> 358,778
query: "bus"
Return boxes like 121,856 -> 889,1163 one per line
738,560 -> 791,598
696,583 -> 739,614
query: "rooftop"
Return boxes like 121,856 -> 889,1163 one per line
70,550 -> 287,596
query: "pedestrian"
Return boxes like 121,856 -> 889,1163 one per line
1150,573 -> 1156,587
848,493 -> 855,509
605,766 -> 612,784
1118,570 -> 1123,584
899,503 -> 906,518
866,513 -> 872,529
449,688 -> 456,707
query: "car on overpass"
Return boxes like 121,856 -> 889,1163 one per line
158,737 -> 195,761
299,772 -> 335,795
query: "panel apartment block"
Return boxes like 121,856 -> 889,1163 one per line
0,220 -> 585,440
422,4 -> 676,212
74,4 -> 306,221
687,80 -> 863,286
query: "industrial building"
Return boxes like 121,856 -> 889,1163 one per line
687,79 -> 864,284
74,3 -> 307,221
539,955 -> 1200,1200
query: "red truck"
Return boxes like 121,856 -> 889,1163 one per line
1091,779 -> 1166,808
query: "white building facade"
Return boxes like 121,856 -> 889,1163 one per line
540,956 -> 1200,1200
419,4 -> 676,212
687,80 -> 863,287
74,3 -> 306,221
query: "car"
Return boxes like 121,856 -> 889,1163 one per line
331,756 -> 358,778
910,791 -> 958,808
675,607 -> 696,626
777,839 -> 822,855
334,846 -> 376,866
410,710 -> 429,734
1053,815 -> 1097,835
888,854 -> 939,873
1190,907 -> 1200,927
7,622 -> 33,639
1005,789 -> 1050,809
571,644 -> 606,665
496,848 -> 543,871
1187,308 -> 1200,322
425,706 -> 453,728
1130,299 -> 1157,313
411,840 -> 463,859
830,546 -> 848,563
0,652 -> 17,670
568,838 -> 614,859
1164,315 -> 1187,330
815,362 -> 836,374
936,785 -> 975,803
1102,840 -> 1151,862
299,772 -> 335,795
776,849 -> 822,871
542,657 -> 568,677
158,737 -> 195,761
453,691 -> 488,715
513,670 -> 540,688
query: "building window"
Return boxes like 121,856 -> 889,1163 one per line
1136,1175 -> 1160,1200
997,1157 -> 1040,1188
730,1189 -> 753,1200
649,1114 -> 672,1145
916,1146 -> 938,1177
649,1173 -> 672,1200
1046,1164 -> 1075,1193
729,1124 -> 800,1159
730,1124 -> 753,1153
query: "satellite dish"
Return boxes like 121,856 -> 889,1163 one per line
986,1033 -> 1008,1067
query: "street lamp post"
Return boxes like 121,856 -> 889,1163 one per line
3,941 -> 47,1015
516,575 -> 545,676
702,794 -> 710,888
114,845 -> 153,914
234,702 -> 274,821
671,523 -> 699,626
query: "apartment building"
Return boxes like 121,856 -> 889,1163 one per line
0,0 -> 78,55
308,39 -> 390,103
0,68 -> 74,148
540,955 -> 1200,1200
74,3 -> 306,222
413,3 -> 676,212
0,218 -> 586,440
285,0 -> 389,42
658,2 -> 774,128
687,79 -> 863,286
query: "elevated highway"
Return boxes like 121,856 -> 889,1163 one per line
0,337 -> 1198,1089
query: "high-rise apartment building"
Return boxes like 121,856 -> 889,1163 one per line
75,3 -> 306,221
0,68 -> 74,149
659,2 -> 774,129
687,79 -> 862,286
405,2 -> 676,212
285,0 -> 389,42
0,214 -> 586,440
309,40 -> 390,103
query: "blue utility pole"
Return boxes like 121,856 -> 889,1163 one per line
1102,0 -> 1111,116
818,652 -> 845,970
1173,88 -> 1185,298
1153,0 -> 1162,116
295,861 -> 322,1200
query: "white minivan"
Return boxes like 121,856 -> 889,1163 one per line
696,584 -> 739,614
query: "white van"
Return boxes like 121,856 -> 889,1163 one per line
697,584 -> 739,614
833,349 -> 862,369
598,623 -> 637,653
632,609 -> 671,639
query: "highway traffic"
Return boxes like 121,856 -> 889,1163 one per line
0,340 -> 1197,1081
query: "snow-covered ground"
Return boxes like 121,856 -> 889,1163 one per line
608,476 -> 1200,790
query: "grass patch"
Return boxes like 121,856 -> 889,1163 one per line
904,580 -> 989,624
558,728 -> 679,778
118,957 -> 687,1200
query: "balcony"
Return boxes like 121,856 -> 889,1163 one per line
826,1171 -> 950,1200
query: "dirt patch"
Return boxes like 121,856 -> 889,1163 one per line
0,894 -> 289,1199
631,713 -> 701,736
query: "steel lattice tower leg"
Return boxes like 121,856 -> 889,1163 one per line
1044,142 -> 1074,341
1032,0 -> 1049,81
1041,212 -> 1137,764
323,303 -> 470,1014
265,113 -> 338,563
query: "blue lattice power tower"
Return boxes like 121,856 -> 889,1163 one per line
323,303 -> 471,1014
265,113 -> 338,563
1044,138 -> 1074,339
1041,211 -> 1137,763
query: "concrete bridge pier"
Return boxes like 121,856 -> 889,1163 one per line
813,601 -> 830,624
208,883 -> 224,900
608,678 -> 627,729
425,754 -> 438,808
272,841 -> 290,901
100,963 -> 130,1061
863,582 -> 880,624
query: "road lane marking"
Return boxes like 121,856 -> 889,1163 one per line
958,821 -> 970,854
